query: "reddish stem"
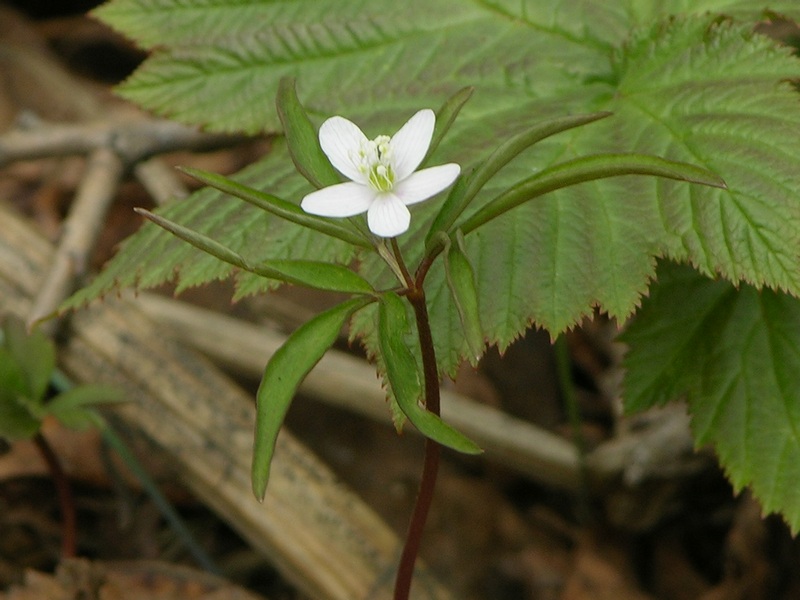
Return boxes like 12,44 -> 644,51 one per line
393,288 -> 442,600
34,432 -> 77,557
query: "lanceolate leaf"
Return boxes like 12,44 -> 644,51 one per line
252,297 -> 370,499
457,153 -> 727,236
137,208 -> 374,294
179,167 -> 370,248
3,315 -> 55,402
622,262 -> 800,532
378,292 -> 481,454
0,348 -> 40,440
426,111 -> 612,246
60,140 -> 357,311
276,77 -> 340,188
46,385 -> 124,430
425,86 -> 474,168
442,234 -> 484,366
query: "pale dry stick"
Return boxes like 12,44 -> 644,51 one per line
28,147 -> 125,333
16,116 -> 243,331
586,405 -> 705,485
0,115 -> 240,167
1,201 -> 451,600
0,116 -> 114,163
136,293 -> 585,491
136,294 -> 711,492
1,31 -> 240,332
134,157 -> 190,205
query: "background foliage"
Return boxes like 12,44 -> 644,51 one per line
67,0 -> 800,529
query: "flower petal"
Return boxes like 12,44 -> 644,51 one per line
367,194 -> 411,237
319,116 -> 369,183
390,109 -> 435,181
393,163 -> 460,206
301,182 -> 375,217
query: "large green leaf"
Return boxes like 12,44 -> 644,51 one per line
622,262 -> 800,532
96,1 -> 800,133
71,1 -> 800,375
65,0 -> 800,528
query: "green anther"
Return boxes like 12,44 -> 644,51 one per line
369,163 -> 395,191
364,135 -> 395,192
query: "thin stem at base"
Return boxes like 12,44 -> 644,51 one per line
393,438 -> 441,600
393,289 -> 442,600
34,432 -> 77,557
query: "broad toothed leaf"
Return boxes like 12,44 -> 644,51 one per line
622,262 -> 800,533
75,0 -> 800,526
75,5 -> 800,373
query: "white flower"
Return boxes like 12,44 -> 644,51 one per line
301,109 -> 460,238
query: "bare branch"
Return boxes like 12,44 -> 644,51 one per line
0,116 -> 245,168
28,147 -> 124,332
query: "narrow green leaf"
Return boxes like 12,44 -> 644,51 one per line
378,292 -> 482,454
622,262 -> 800,532
252,297 -> 369,499
276,77 -> 340,188
442,232 -> 484,367
425,86 -> 474,166
135,207 -> 248,267
426,111 -> 612,248
136,209 -> 374,294
46,384 -> 124,430
3,315 -> 55,402
255,259 -> 375,295
0,401 -> 40,440
47,408 -> 99,431
458,153 -> 727,236
0,348 -> 40,440
179,167 -> 371,248
0,348 -> 27,399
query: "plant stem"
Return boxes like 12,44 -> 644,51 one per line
554,335 -> 592,522
393,286 -> 442,600
33,431 -> 77,558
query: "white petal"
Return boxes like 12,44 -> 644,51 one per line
390,109 -> 435,181
367,194 -> 411,237
393,163 -> 460,206
301,182 -> 375,217
319,116 -> 369,183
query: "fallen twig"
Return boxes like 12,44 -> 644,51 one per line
0,115 -> 242,168
29,147 -> 124,332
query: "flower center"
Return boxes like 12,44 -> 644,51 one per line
354,135 -> 395,192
